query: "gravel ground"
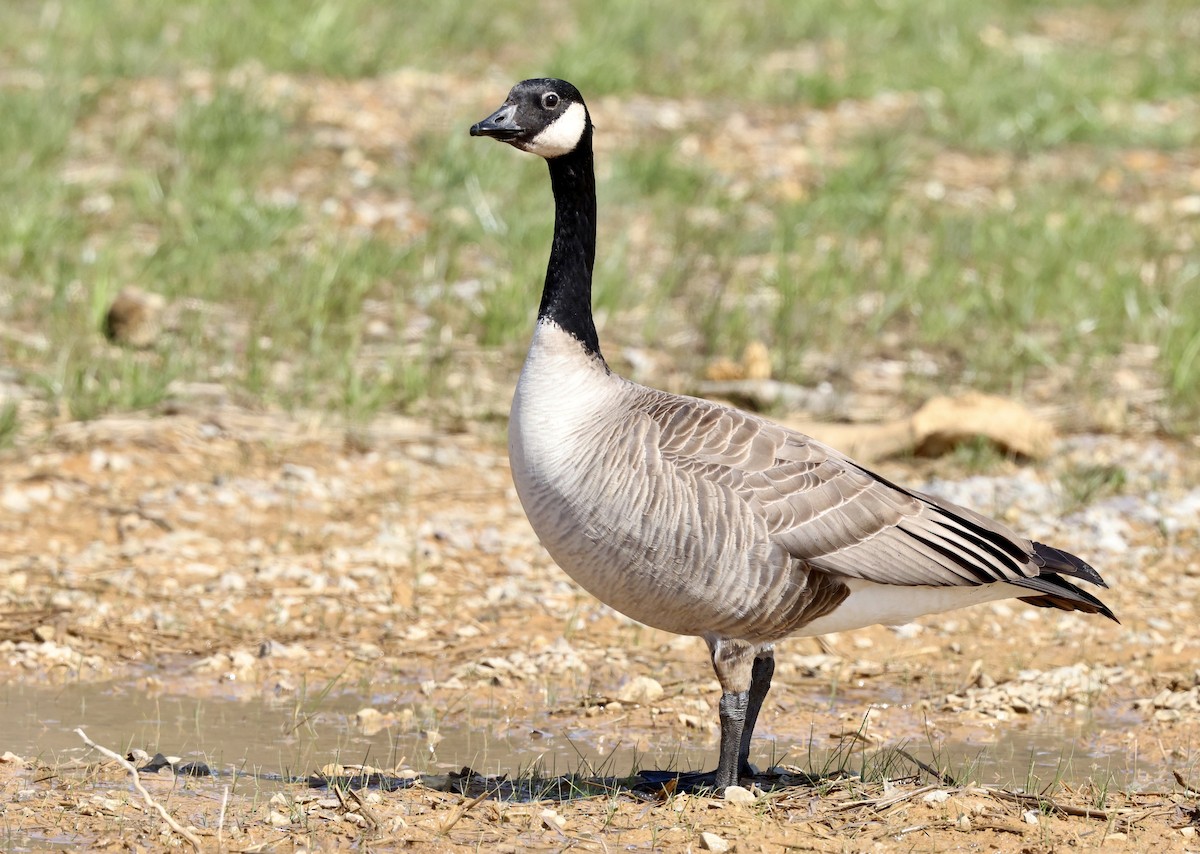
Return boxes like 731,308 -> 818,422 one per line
2,406 -> 1199,850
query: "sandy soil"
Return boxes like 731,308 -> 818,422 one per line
2,406 -> 1199,851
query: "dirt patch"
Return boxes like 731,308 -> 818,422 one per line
2,407 -> 1199,850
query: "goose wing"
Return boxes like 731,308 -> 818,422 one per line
643,393 -> 1113,616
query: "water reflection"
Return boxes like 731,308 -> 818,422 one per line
0,680 -> 1168,794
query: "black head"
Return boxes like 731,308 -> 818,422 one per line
470,78 -> 591,159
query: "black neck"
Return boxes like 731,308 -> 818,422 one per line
539,133 -> 604,361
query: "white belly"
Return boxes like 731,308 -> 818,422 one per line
797,578 -> 1026,636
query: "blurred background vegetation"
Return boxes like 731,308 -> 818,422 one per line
1,0 -> 1197,440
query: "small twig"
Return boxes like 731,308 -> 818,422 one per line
980,786 -> 1111,821
829,784 -> 939,813
439,787 -> 494,834
346,787 -> 382,831
218,785 -> 230,848
894,746 -> 960,787
896,822 -> 932,836
331,784 -> 381,832
1173,769 -> 1200,797
971,820 -> 1027,835
74,728 -> 201,851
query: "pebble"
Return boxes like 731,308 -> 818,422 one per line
617,675 -> 664,705
699,831 -> 730,852
1172,195 -> 1200,216
723,785 -> 756,805
1,486 -> 31,514
942,664 -> 1124,717
103,286 -> 165,348
355,708 -> 387,735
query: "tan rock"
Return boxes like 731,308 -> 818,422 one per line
103,286 -> 166,348
911,392 -> 1055,459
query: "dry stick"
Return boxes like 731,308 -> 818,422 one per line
893,746 -> 960,787
828,784 -> 940,813
439,787 -> 495,835
345,787 -> 382,831
1174,769 -> 1200,798
980,786 -> 1111,821
218,785 -> 230,849
331,784 -> 381,832
74,728 -> 201,852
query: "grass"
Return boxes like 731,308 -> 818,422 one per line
0,1 -> 1197,427
0,402 -> 19,447
1060,461 -> 1129,511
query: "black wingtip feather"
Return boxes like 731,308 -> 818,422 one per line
1031,542 -> 1108,588
1018,594 -> 1121,624
1013,573 -> 1119,623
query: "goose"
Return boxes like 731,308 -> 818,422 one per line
469,78 -> 1117,792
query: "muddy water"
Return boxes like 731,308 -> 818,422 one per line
0,679 -> 712,783
2,680 -> 1170,794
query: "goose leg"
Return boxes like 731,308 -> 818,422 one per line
716,690 -> 749,790
708,637 -> 756,791
738,648 -> 775,777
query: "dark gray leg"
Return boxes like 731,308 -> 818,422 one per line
738,651 -> 775,777
707,637 -> 756,792
716,690 -> 748,790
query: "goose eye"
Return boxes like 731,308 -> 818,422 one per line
541,92 -> 560,110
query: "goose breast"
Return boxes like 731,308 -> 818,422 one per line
509,322 -> 845,641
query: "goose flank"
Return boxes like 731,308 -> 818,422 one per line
470,78 -> 1117,793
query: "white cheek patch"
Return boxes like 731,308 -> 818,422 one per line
524,102 -> 587,159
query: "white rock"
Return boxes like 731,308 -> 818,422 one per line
723,785 -> 756,805
1172,195 -> 1200,217
617,675 -> 664,705
355,708 -> 386,735
281,463 -> 318,483
1,487 -> 30,514
923,789 -> 951,804
229,650 -> 257,672
699,830 -> 730,852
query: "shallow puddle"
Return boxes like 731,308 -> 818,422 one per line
1,679 -> 708,784
0,679 -> 1169,795
920,713 -> 1166,792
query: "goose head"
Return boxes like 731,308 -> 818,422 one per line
470,78 -> 591,160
